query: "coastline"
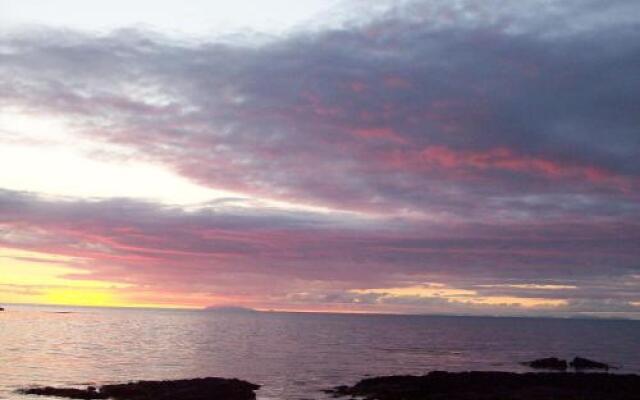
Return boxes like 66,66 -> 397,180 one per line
17,371 -> 640,400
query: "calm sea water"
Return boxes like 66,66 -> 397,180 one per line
1,305 -> 639,400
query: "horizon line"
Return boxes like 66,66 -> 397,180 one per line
3,301 -> 639,322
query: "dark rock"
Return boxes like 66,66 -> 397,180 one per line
329,371 -> 640,400
19,377 -> 260,400
323,385 -> 351,398
522,357 -> 568,370
571,357 -> 611,370
19,387 -> 107,399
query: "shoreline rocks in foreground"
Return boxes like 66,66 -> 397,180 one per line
18,377 -> 260,400
327,371 -> 640,400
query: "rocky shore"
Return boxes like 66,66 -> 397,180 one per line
326,371 -> 640,400
19,377 -> 260,400
17,362 -> 639,400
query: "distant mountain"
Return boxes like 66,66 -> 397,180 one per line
203,306 -> 258,314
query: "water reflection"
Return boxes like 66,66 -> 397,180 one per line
1,305 -> 639,400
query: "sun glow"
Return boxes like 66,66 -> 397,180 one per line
0,247 -> 130,307
44,287 -> 119,307
0,110 -> 234,205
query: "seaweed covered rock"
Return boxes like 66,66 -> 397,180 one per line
328,371 -> 640,400
570,357 -> 611,370
521,357 -> 568,370
20,386 -> 104,399
19,377 -> 260,400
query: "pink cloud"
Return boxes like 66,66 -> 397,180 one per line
380,145 -> 631,189
352,127 -> 407,143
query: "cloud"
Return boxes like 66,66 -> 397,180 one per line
1,1 -> 639,218
0,0 -> 639,315
0,188 -> 638,315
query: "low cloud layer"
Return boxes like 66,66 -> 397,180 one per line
0,188 -> 637,315
0,0 -> 638,316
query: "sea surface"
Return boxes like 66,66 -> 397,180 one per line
1,305 -> 639,400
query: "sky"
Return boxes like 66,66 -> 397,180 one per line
0,0 -> 639,318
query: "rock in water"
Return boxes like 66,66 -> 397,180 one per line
19,387 -> 105,399
570,357 -> 611,370
521,357 -> 568,370
19,377 -> 260,400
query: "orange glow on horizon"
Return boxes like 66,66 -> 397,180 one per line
0,247 -> 571,312
0,247 -> 187,309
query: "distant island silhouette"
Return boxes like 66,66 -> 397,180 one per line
203,306 -> 258,314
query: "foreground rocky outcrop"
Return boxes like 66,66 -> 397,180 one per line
19,377 -> 260,400
327,371 -> 640,400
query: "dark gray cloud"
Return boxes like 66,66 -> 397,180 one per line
1,0 -> 639,218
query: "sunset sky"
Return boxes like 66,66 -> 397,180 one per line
1,0 -> 638,317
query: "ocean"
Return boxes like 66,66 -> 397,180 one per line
1,305 -> 639,400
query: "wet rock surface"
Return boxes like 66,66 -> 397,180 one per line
521,357 -> 568,370
327,371 -> 640,400
20,387 -> 103,399
19,377 -> 260,400
571,357 -> 612,370
522,356 -> 613,371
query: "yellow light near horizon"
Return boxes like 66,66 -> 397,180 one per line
44,287 -> 119,307
0,247 -> 215,309
352,284 -> 477,298
0,247 -> 131,307
0,248 -> 128,289
463,296 -> 568,308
